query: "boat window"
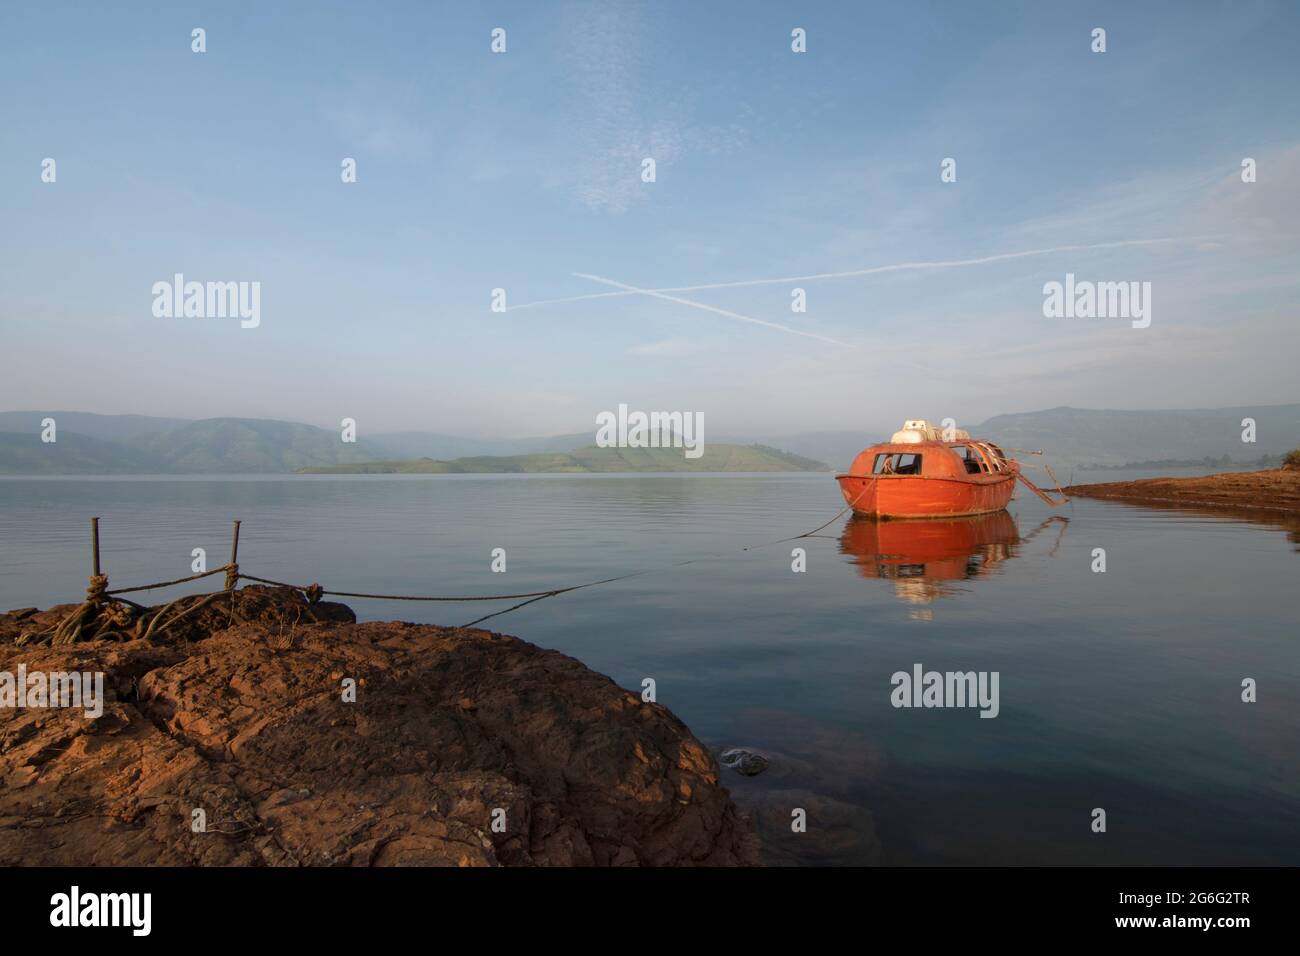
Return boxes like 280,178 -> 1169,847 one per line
954,445 -> 990,475
873,453 -> 922,475
980,443 -> 1008,472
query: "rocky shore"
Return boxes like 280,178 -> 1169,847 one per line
0,587 -> 757,866
1065,466 -> 1300,516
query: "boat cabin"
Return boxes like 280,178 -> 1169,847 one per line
856,440 -> 1012,480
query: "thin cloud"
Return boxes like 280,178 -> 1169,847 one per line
559,6 -> 680,213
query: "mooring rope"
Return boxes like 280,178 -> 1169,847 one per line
234,571 -> 644,603
106,567 -> 228,595
16,489 -> 877,644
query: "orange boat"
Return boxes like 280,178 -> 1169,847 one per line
835,419 -> 1065,519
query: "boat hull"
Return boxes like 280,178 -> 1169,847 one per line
834,473 -> 1016,519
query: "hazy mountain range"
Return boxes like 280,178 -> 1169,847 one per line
0,405 -> 1296,475
299,445 -> 826,474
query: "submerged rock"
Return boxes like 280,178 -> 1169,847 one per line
0,587 -> 756,866
714,710 -> 889,865
738,788 -> 883,867
719,747 -> 771,777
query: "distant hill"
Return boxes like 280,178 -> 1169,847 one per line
973,405 -> 1300,467
2,404 -> 1296,474
0,410 -> 189,442
716,430 -> 889,472
125,419 -> 390,473
0,431 -> 169,474
717,407 -> 1300,470
0,411 -> 598,463
368,430 -> 593,460
0,418 -> 389,474
298,444 -> 829,474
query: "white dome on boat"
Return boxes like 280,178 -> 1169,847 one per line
889,419 -> 969,443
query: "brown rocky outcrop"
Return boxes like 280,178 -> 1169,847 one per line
1066,467 -> 1300,514
0,587 -> 756,866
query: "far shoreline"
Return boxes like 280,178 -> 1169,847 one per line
1065,466 -> 1300,517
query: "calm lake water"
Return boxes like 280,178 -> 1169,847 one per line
2,472 -> 1297,866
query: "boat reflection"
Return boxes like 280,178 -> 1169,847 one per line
838,511 -> 1067,612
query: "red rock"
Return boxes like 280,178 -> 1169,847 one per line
0,587 -> 756,866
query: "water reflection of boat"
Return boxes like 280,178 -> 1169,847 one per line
838,511 -> 1065,608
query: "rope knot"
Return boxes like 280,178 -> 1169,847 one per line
85,574 -> 109,605
100,601 -> 133,629
224,563 -> 239,591
303,583 -> 323,605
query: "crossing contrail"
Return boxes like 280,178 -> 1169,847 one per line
508,236 -> 1210,313
571,273 -> 855,347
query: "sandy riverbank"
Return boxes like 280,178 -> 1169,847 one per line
1065,467 -> 1300,516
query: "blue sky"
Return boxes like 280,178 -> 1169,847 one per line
1,1 -> 1297,437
